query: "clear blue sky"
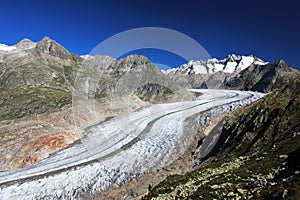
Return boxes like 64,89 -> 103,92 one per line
1,0 -> 299,69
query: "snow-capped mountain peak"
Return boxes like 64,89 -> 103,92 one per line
0,39 -> 36,53
167,54 -> 268,75
15,38 -> 36,50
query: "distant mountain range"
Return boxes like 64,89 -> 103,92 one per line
0,37 -> 194,120
1,37 -> 299,120
163,54 -> 268,75
164,54 -> 300,93
1,37 -> 299,121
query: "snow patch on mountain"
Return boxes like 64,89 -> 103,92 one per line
80,54 -> 94,60
0,44 -> 16,51
0,39 -> 36,54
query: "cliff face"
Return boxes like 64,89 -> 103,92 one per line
145,77 -> 300,199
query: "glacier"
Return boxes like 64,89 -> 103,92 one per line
0,89 -> 266,199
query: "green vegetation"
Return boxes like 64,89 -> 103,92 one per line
94,73 -> 117,99
144,77 -> 300,199
135,83 -> 174,103
63,65 -> 79,87
0,87 -> 71,120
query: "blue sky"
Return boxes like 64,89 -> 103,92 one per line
1,0 -> 299,69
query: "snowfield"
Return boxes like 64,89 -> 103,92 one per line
0,89 -> 266,199
0,44 -> 17,52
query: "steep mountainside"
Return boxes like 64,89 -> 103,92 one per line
222,59 -> 300,92
145,76 -> 300,199
0,37 -> 80,120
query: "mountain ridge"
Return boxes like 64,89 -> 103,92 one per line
163,54 -> 268,75
164,54 -> 300,93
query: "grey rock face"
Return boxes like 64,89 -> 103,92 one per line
81,54 -> 116,71
35,36 -> 82,62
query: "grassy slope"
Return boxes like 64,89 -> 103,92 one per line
0,87 -> 71,120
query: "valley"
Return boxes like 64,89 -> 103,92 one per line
0,37 -> 299,199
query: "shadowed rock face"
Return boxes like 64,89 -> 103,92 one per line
145,77 -> 300,199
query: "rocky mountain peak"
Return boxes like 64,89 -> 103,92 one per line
15,38 -> 36,50
223,54 -> 241,62
81,54 -> 116,71
105,54 -> 161,79
36,36 -> 65,54
274,59 -> 294,72
278,59 -> 287,65
35,36 -> 81,62
119,54 -> 152,65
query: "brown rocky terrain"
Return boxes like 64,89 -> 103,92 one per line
0,94 -> 150,171
0,107 -> 78,170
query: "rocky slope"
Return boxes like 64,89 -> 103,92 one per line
0,108 -> 79,170
79,54 -> 195,102
144,76 -> 300,199
0,37 -> 80,120
0,37 -> 85,170
0,37 -> 192,120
